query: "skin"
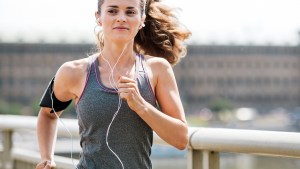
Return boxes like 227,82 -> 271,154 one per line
36,0 -> 188,168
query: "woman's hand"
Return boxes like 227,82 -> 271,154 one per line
35,160 -> 56,169
118,76 -> 145,112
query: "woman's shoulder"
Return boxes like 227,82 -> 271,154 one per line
55,54 -> 97,83
143,55 -> 174,87
143,54 -> 172,70
51,56 -> 94,101
58,57 -> 89,77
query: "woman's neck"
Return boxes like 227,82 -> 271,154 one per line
99,41 -> 136,70
103,40 -> 134,59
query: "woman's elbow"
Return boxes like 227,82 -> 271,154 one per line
174,125 -> 189,150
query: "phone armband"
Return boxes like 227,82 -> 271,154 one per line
39,77 -> 72,113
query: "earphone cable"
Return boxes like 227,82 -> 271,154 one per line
50,90 -> 78,169
100,44 -> 132,169
48,44 -> 133,169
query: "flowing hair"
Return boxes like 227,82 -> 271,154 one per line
96,0 -> 191,65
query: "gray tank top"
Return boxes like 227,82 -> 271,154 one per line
76,54 -> 157,169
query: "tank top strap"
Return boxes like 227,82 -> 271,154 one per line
85,54 -> 98,84
139,54 -> 148,74
87,54 -> 98,73
136,54 -> 156,100
76,54 -> 98,106
134,53 -> 141,80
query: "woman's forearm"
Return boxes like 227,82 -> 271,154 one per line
37,109 -> 58,161
136,101 -> 188,150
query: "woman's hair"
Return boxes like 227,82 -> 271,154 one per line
96,0 -> 191,65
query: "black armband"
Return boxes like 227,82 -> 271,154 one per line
39,77 -> 72,113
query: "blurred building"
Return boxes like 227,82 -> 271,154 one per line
0,43 -> 300,114
0,43 -> 94,105
174,45 -> 300,113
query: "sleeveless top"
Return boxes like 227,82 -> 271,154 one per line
76,54 -> 157,169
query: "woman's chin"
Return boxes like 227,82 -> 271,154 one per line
111,36 -> 132,44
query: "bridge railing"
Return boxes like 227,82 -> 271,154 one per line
0,115 -> 300,169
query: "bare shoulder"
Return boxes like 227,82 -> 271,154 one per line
53,55 -> 95,100
143,55 -> 174,89
144,55 -> 172,71
56,57 -> 90,82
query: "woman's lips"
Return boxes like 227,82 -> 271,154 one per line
114,26 -> 129,30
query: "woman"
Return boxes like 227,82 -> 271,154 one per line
36,0 -> 191,168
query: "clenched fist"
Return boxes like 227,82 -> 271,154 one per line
36,160 -> 56,169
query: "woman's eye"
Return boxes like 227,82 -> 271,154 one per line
107,9 -> 118,14
126,10 -> 136,15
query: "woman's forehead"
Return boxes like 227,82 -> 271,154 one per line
102,0 -> 140,8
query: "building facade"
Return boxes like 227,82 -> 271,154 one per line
0,43 -> 300,114
174,45 -> 300,113
0,43 -> 94,105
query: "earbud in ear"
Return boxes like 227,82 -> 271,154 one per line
139,23 -> 145,29
96,18 -> 102,25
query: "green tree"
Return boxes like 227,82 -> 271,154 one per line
0,99 -> 22,115
209,97 -> 233,113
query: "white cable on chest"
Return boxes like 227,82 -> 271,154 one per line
100,44 -> 137,169
51,46 -> 137,169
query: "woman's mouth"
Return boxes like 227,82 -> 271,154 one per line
114,26 -> 129,30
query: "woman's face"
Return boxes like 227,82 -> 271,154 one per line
97,0 -> 144,43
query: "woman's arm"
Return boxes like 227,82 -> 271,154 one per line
118,57 -> 188,150
36,108 -> 59,168
36,60 -> 85,168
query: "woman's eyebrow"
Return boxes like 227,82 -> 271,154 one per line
107,5 -> 136,9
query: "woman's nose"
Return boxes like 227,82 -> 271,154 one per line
116,12 -> 126,22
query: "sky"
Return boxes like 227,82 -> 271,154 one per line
0,0 -> 300,45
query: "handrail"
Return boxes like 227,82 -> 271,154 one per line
1,115 -> 300,169
189,127 -> 300,158
0,114 -> 166,143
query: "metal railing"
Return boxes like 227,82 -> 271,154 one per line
0,115 -> 300,169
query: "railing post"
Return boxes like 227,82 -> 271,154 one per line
187,149 -> 202,169
1,130 -> 13,169
187,149 -> 219,169
204,150 -> 219,169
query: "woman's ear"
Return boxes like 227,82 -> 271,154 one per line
95,11 -> 102,26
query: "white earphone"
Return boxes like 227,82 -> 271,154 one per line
139,23 -> 145,29
96,18 -> 101,25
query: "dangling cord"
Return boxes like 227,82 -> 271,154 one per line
100,44 -> 134,169
50,89 -> 78,169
